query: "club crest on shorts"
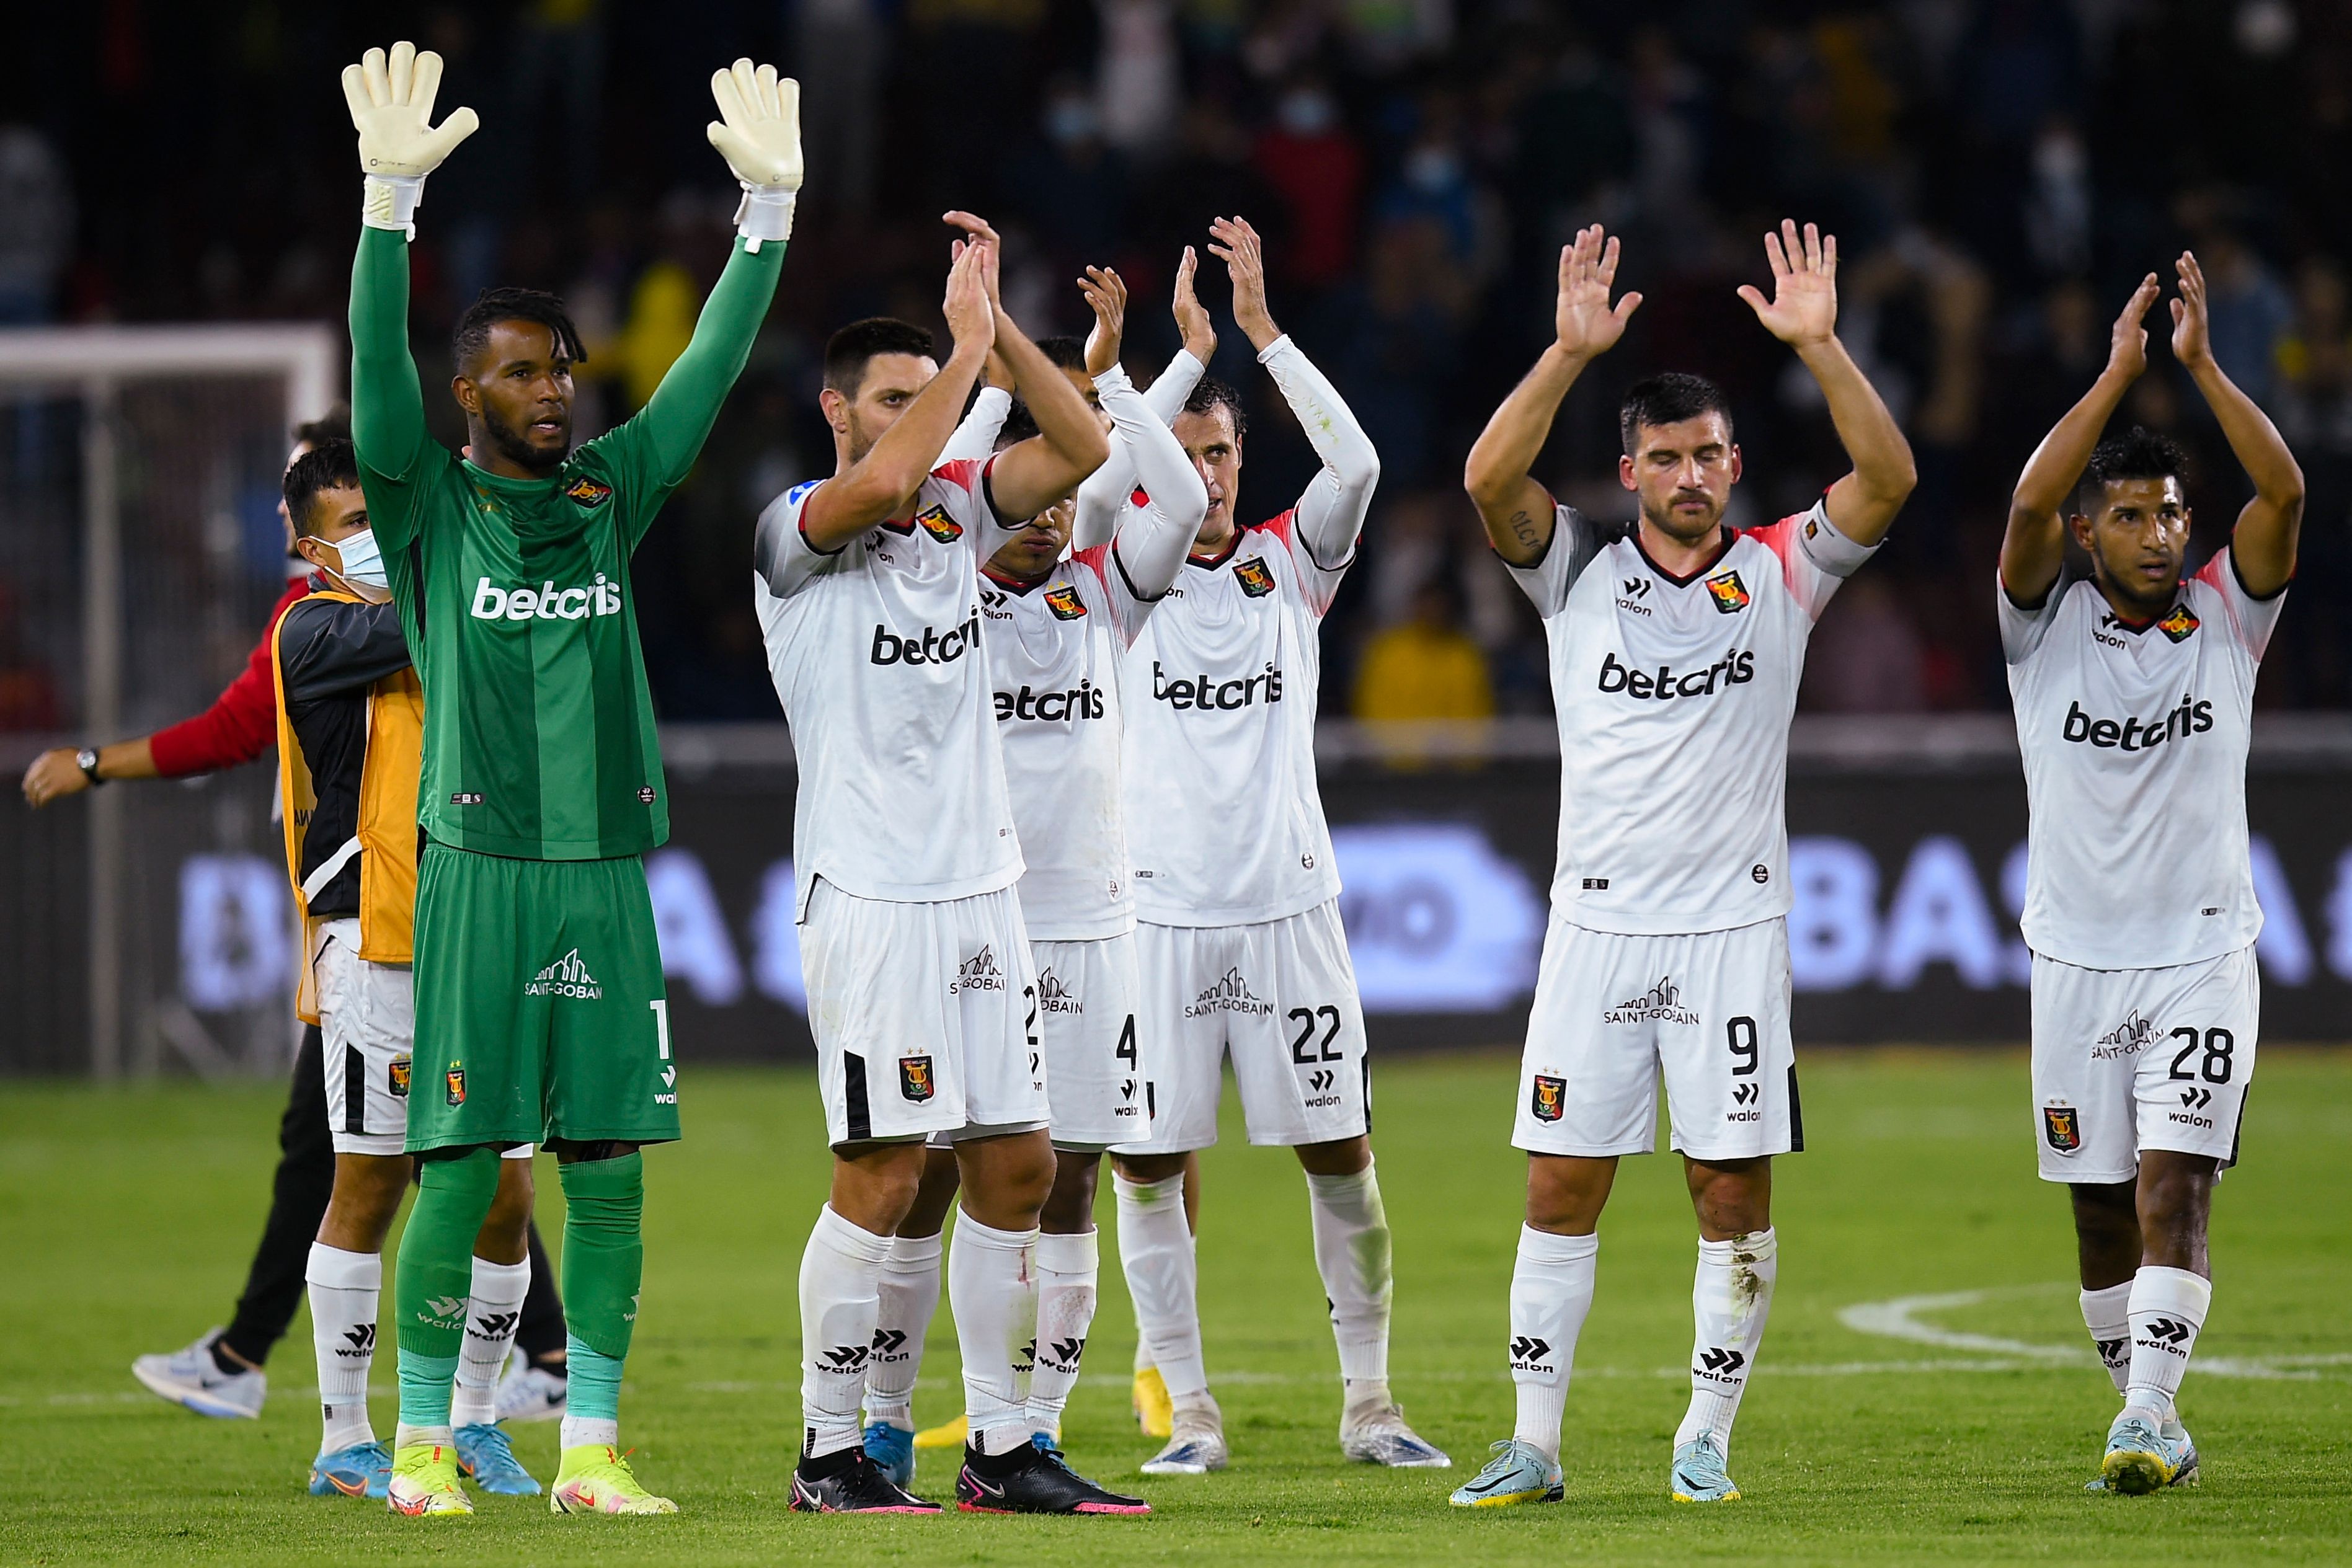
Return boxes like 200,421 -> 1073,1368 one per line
563,476 -> 613,508
1531,1074 -> 1566,1123
1234,556 -> 1277,597
388,1055 -> 412,1099
2042,1103 -> 2081,1153
1705,568 -> 1751,614
2158,603 -> 2200,642
1044,584 -> 1087,620
914,504 -> 962,543
445,1064 -> 467,1107
899,1053 -> 935,1104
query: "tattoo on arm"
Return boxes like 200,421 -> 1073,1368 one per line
1510,510 -> 1541,551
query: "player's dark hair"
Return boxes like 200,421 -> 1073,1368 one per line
824,317 -> 938,396
282,439 -> 363,539
1183,376 -> 1248,442
2077,425 -> 2189,513
292,403 -> 351,449
1618,373 -> 1734,456
995,399 -> 1041,448
452,287 -> 586,371
1033,335 -> 1089,373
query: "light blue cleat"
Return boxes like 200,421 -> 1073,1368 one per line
309,1440 -> 393,1499
1670,1434 -> 1741,1502
863,1421 -> 915,1490
1449,1439 -> 1563,1507
2099,1414 -> 2196,1496
2088,1419 -> 2198,1492
455,1422 -> 542,1495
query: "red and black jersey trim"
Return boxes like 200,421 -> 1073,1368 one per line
1632,524 -> 1736,587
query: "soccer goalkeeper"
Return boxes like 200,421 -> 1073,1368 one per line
340,41 -> 796,1517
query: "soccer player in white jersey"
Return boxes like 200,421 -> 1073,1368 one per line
1112,216 -> 1448,1477
1999,255 -> 2301,1496
1450,222 -> 1915,1508
751,218 -> 1129,1515
853,267 -> 1205,1496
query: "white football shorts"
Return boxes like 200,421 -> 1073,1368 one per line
798,878 -> 1049,1147
314,919 -> 416,1158
1513,915 -> 1799,1161
2030,944 -> 2257,1184
1033,933 -> 1152,1151
1117,900 -> 1369,1154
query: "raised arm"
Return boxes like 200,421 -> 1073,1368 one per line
797,242 -> 995,549
1466,225 -> 1641,565
1737,219 -> 1916,546
2002,275 -> 2158,606
1078,257 -> 1213,547
2172,250 -> 2304,596
968,215 -> 1111,521
1102,364 -> 1209,600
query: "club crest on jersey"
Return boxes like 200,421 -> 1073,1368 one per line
1044,585 -> 1088,620
914,504 -> 962,543
2043,1104 -> 2081,1153
1234,556 -> 1277,597
899,1054 -> 935,1103
1705,569 -> 1751,614
388,1056 -> 412,1099
1531,1074 -> 1566,1123
563,476 -> 613,508
2158,604 -> 2200,642
445,1065 -> 466,1107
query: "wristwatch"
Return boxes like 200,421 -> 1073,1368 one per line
76,748 -> 106,786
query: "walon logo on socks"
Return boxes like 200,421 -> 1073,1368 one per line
336,1324 -> 375,1358
1695,1346 -> 1747,1383
1509,1334 -> 1554,1374
420,1295 -> 466,1331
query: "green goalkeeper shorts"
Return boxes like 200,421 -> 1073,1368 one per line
406,841 -> 681,1153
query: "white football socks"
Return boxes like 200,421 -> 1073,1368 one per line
1306,1162 -> 1393,1396
948,1209 -> 1041,1455
1028,1228 -> 1099,1438
799,1203 -> 892,1460
1116,1171 -> 1208,1399
2080,1280 -> 2134,1398
1509,1226 -> 1597,1463
450,1254 -> 529,1430
864,1231 -> 943,1432
1674,1228 -> 1778,1459
306,1242 -> 380,1455
2124,1265 -> 2210,1425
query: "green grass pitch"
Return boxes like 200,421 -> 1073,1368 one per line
4,1048 -> 2348,1565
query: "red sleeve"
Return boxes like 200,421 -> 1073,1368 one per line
147,580 -> 309,777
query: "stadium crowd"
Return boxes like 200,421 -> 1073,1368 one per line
6,0 -> 2351,720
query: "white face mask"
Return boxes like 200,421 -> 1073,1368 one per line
326,526 -> 388,591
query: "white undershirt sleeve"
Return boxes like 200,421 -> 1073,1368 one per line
1261,335 -> 1380,571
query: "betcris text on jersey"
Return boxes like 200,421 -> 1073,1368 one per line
869,611 -> 981,667
1596,648 -> 1755,701
1150,659 -> 1284,711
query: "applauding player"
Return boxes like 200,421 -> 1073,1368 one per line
1451,223 -> 1914,1508
1999,258 -> 2301,1494
344,43 -> 795,1517
1112,218 -> 1447,1476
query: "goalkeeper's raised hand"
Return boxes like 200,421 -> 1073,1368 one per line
341,41 -> 478,233
706,59 -> 803,247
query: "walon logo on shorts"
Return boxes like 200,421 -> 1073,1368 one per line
1184,967 -> 1273,1019
1603,977 -> 1698,1027
1037,968 -> 1082,1016
2092,1009 -> 2157,1060
952,946 -> 1006,996
2043,1103 -> 2082,1153
526,949 -> 603,1001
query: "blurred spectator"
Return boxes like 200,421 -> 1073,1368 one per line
1099,0 -> 1184,160
512,0 -> 608,198
2196,229 -> 2294,411
1802,576 -> 1927,714
2021,117 -> 2092,279
796,0 -> 887,215
1352,574 -> 1493,724
0,583 -> 63,732
1013,82 -> 1130,268
0,128 -> 73,324
1254,78 -> 1364,288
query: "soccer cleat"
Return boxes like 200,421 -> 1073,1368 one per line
1670,1434 -> 1741,1502
308,1440 -> 393,1499
788,1450 -> 942,1513
549,1444 -> 677,1515
2099,1414 -> 2194,1496
131,1329 -> 266,1419
863,1421 -> 915,1489
1449,1439 -> 1564,1507
386,1442 -> 473,1516
912,1412 -> 969,1450
956,1443 -> 1151,1515
1340,1401 -> 1451,1468
1140,1398 -> 1228,1476
493,1357 -> 567,1424
1132,1366 -> 1174,1439
455,1422 -> 542,1495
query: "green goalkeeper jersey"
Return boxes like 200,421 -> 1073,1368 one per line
350,224 -> 781,860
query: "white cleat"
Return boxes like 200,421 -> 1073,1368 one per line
1140,1394 -> 1228,1476
131,1329 -> 265,1419
494,1352 -> 568,1424
1340,1401 -> 1451,1468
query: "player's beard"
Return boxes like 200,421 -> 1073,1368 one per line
1641,489 -> 1724,546
481,400 -> 571,477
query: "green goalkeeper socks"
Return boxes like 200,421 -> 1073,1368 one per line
559,1152 -> 646,1362
394,1146 -> 500,1429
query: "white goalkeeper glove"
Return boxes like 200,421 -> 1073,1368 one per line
705,59 -> 802,248
340,41 -> 479,234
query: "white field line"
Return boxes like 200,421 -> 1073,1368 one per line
1835,1287 -> 2352,1381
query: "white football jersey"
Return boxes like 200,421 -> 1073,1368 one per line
753,459 -> 1024,916
983,546 -> 1156,941
1122,513 -> 1349,926
1514,498 -> 1873,935
2000,551 -> 2282,970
